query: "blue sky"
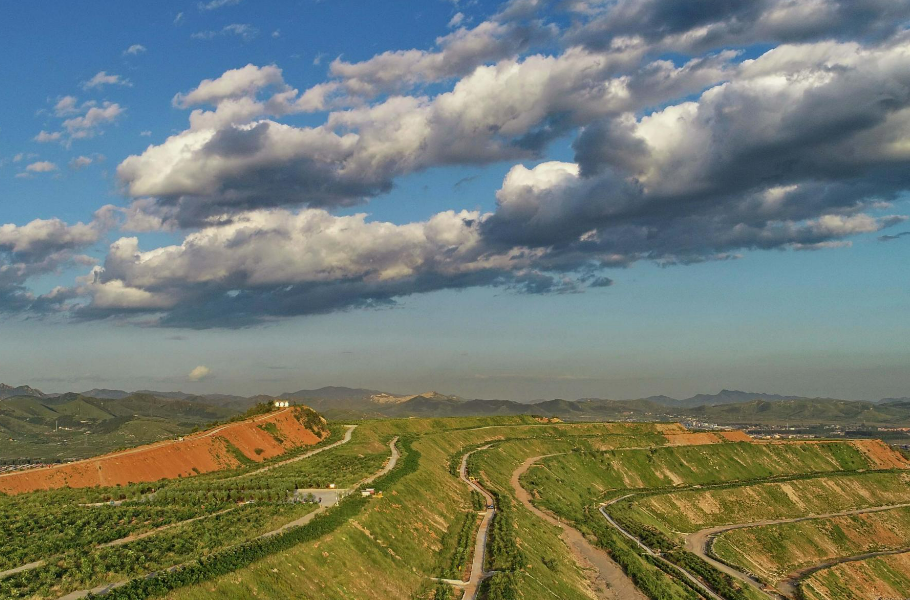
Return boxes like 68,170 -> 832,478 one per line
1,0 -> 908,400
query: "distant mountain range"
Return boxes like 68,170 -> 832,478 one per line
2,383 -> 909,427
655,389 -> 810,408
9,385 -> 892,406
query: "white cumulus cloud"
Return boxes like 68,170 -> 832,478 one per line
188,365 -> 212,381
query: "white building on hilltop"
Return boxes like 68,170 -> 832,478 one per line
273,400 -> 290,408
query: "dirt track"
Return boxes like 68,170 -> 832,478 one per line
512,455 -> 647,600
457,446 -> 495,600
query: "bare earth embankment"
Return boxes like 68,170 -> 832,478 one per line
0,407 -> 327,494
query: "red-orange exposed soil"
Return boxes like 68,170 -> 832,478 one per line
717,430 -> 752,442
0,408 -> 327,495
654,423 -> 689,434
850,439 -> 910,470
664,429 -> 752,446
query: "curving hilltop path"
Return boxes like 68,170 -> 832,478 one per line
240,423 -> 357,477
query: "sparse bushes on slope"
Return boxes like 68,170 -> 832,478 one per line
480,486 -> 524,600
479,572 -> 520,600
485,487 -> 524,572
440,510 -> 478,580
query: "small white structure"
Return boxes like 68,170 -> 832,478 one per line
273,400 -> 290,408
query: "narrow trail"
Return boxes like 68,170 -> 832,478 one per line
357,436 -> 399,487
511,455 -> 647,600
778,546 -> 910,597
53,436 -> 399,600
260,436 -> 398,538
457,446 -> 496,600
0,561 -> 45,580
684,501 -> 910,599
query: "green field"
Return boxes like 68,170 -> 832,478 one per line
522,437 -> 910,600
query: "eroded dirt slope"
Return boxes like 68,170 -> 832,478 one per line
664,429 -> 753,445
0,407 -> 327,494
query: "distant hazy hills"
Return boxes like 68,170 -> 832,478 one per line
2,383 -> 910,427
0,384 -> 47,400
654,389 -> 810,408
0,390 -> 238,461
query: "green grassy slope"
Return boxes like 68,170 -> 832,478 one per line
526,441 -> 875,523
0,393 -> 239,461
166,418 -> 669,600
624,471 -> 910,537
713,505 -> 910,584
802,551 -> 910,600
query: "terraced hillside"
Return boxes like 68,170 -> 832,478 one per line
620,471 -> 910,537
164,418 -> 662,600
526,436 -> 910,600
713,505 -> 910,586
4,416 -> 909,600
802,551 -> 910,600
0,418 -> 373,599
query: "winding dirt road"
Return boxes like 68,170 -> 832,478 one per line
262,436 -> 397,538
457,446 -> 496,600
778,546 -> 910,597
512,456 -> 647,600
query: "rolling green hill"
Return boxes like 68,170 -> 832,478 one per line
0,393 -> 239,462
687,398 -> 910,425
